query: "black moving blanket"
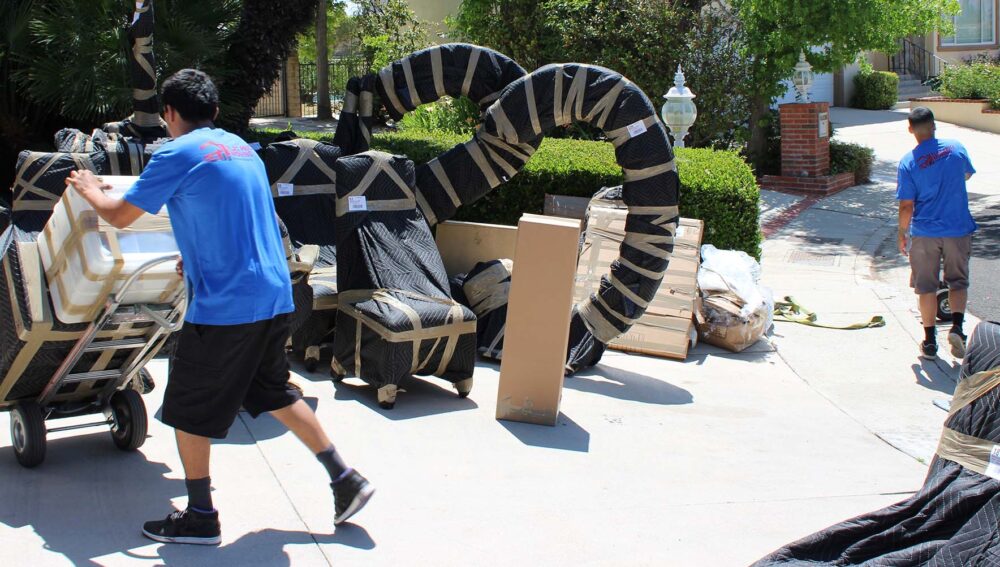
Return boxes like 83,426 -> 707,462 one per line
754,320 -> 1000,566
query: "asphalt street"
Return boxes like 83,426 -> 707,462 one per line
970,202 -> 1000,322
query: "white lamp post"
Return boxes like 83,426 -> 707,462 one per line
661,65 -> 697,148
792,51 -> 815,103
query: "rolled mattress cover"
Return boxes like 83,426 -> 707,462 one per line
37,175 -> 181,324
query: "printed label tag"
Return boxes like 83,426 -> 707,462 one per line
627,120 -> 648,138
249,142 -> 262,150
675,226 -> 687,238
348,195 -> 368,212
277,183 -> 294,197
985,445 -> 1000,480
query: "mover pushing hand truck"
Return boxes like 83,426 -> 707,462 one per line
6,254 -> 185,468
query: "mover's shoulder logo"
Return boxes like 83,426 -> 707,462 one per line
917,148 -> 953,170
201,141 -> 255,162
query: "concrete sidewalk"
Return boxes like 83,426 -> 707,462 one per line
0,107 -> 986,566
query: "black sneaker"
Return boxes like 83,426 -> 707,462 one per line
333,469 -> 375,525
920,340 -> 938,360
142,508 -> 221,545
948,331 -> 967,359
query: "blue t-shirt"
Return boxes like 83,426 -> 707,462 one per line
896,138 -> 977,238
124,128 -> 293,325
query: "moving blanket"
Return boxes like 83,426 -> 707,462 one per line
754,320 -> 1000,566
103,0 -> 168,141
264,138 -> 341,366
0,227 -> 165,407
331,151 -> 476,405
460,259 -> 512,361
10,150 -> 108,232
475,63 -> 679,373
54,128 -> 156,176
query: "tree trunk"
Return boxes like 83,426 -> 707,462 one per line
316,0 -> 331,120
747,93 -> 772,174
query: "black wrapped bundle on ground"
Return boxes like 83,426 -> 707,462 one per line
264,139 -> 342,369
0,227 -> 161,406
457,259 -> 512,361
375,43 -> 527,121
331,151 -> 476,408
55,129 -> 157,176
54,129 -> 100,153
754,320 -> 1000,566
474,63 -> 680,373
10,150 -> 109,232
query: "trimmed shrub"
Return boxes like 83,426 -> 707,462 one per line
939,60 -> 1000,109
852,71 -> 899,110
830,141 -> 875,184
249,128 -> 762,256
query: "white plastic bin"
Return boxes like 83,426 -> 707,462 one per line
37,175 -> 182,324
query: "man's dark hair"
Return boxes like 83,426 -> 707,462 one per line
161,69 -> 219,122
908,106 -> 935,127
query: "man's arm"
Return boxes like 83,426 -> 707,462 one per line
66,170 -> 145,229
898,199 -> 914,256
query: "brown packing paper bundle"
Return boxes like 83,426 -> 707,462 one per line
696,292 -> 768,353
497,214 -> 581,426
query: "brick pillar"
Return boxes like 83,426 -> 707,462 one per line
761,102 -> 856,196
780,102 -> 830,177
285,53 -> 302,118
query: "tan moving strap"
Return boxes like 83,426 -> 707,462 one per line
343,91 -> 358,113
461,47 -> 481,98
428,158 -> 462,208
271,139 -> 337,197
583,78 -> 628,130
476,130 -> 535,163
623,232 -> 674,260
464,140 -> 500,189
524,76 -> 542,137
561,66 -> 588,126
13,152 -> 98,211
414,188 -> 439,226
379,66 -> 406,116
430,47 -> 446,98
401,57 -> 422,107
463,259 -> 513,316
933,369 -> 1000,476
607,273 -> 649,309
623,160 -> 677,183
578,297 -> 623,344
607,115 -> 660,148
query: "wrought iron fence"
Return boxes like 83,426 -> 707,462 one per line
253,68 -> 287,117
889,38 -> 946,82
299,56 -> 365,117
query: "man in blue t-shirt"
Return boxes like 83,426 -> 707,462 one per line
897,107 -> 977,361
66,69 -> 373,544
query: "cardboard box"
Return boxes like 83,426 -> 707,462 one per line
497,214 -> 581,426
573,203 -> 705,359
435,220 -> 518,277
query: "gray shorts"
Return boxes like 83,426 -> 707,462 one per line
909,235 -> 972,295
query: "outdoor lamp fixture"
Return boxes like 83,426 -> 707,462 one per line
661,65 -> 697,148
792,51 -> 814,103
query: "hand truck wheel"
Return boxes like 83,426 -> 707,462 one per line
10,402 -> 46,468
936,287 -> 951,323
109,389 -> 148,451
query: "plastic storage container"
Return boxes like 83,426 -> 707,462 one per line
37,175 -> 182,324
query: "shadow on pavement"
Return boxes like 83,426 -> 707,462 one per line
152,525 -> 375,566
910,361 -> 958,395
0,432 -> 184,566
331,375 -> 478,421
567,365 -> 694,406
499,412 -> 590,452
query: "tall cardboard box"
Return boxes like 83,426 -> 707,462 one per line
574,204 -> 704,360
497,214 -> 581,426
435,220 -> 518,277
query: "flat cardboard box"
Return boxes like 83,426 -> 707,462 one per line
497,214 -> 581,426
435,220 -> 518,277
572,204 -> 705,359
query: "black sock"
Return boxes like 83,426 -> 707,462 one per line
185,476 -> 213,512
952,312 -> 965,336
317,445 -> 349,482
924,326 -> 936,344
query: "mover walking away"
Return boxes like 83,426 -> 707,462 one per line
65,69 -> 373,546
896,107 -> 977,362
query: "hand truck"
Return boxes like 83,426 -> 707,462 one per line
8,254 -> 186,468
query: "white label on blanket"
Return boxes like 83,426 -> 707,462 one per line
277,183 -> 294,197
349,195 -> 368,212
249,142 -> 262,150
675,226 -> 687,238
627,120 -> 648,138
986,445 -> 1000,480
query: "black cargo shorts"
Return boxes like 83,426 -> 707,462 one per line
160,313 -> 302,439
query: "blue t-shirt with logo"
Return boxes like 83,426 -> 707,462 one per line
124,127 -> 293,325
896,138 -> 977,238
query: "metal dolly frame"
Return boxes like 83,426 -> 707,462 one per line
8,255 -> 186,468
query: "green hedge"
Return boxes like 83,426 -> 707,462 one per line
249,128 -> 762,257
939,60 -> 1000,109
830,141 -> 875,184
852,71 -> 899,110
